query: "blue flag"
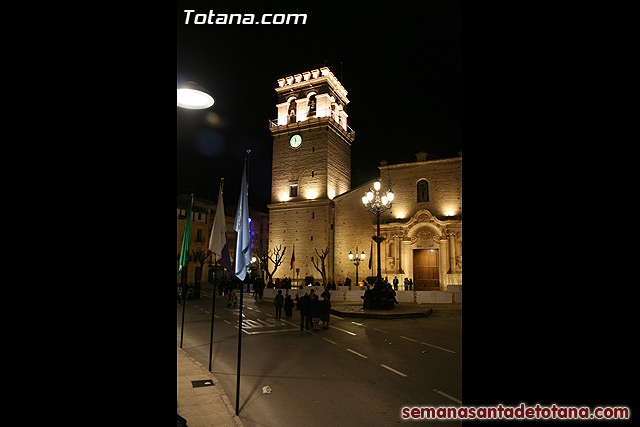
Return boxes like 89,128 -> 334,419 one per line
234,161 -> 251,281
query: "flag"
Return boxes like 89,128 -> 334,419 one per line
179,194 -> 193,274
209,182 -> 232,277
368,241 -> 373,270
290,245 -> 295,270
234,161 -> 251,281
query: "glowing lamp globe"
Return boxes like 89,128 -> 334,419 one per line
177,81 -> 214,109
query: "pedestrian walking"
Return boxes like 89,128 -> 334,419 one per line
321,294 -> 331,329
274,290 -> 284,320
226,288 -> 237,307
299,292 -> 310,330
310,294 -> 322,332
284,294 -> 294,318
393,276 -> 399,291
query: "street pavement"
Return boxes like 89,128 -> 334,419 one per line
177,283 -> 461,427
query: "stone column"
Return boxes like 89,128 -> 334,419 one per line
447,230 -> 456,274
388,233 -> 401,274
439,238 -> 448,289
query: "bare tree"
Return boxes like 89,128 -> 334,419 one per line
253,249 -> 269,279
259,244 -> 287,283
311,247 -> 329,285
191,249 -> 212,284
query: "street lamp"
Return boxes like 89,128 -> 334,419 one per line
177,81 -> 215,109
348,248 -> 366,286
362,180 -> 394,287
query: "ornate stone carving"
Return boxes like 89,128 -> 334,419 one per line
410,226 -> 440,245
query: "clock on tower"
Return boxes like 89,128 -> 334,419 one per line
289,134 -> 302,148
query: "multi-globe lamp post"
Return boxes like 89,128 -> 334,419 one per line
348,248 -> 366,286
362,180 -> 394,287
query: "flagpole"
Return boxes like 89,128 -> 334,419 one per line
208,254 -> 217,371
208,179 -> 223,372
180,271 -> 187,349
236,151 -> 250,416
180,193 -> 194,349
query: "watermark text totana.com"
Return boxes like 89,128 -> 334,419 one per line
183,10 -> 307,25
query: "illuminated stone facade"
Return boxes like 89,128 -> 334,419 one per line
333,156 -> 462,289
268,69 -> 462,289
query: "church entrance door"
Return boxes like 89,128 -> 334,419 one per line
413,249 -> 439,290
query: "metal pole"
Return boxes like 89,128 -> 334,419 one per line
180,275 -> 187,348
376,211 -> 382,284
355,262 -> 359,286
236,151 -> 250,416
235,278 -> 244,415
208,257 -> 217,372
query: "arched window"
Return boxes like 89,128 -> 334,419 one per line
417,179 -> 429,202
308,94 -> 316,117
288,98 -> 297,124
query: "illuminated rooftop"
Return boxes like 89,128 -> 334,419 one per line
275,67 -> 349,105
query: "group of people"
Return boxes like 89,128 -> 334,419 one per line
362,282 -> 399,310
264,276 -> 414,292
270,277 -> 294,289
273,289 -> 331,332
273,290 -> 294,319
267,278 -> 340,290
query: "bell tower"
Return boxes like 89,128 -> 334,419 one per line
267,67 -> 354,284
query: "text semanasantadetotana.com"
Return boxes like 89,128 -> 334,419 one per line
401,403 -> 630,420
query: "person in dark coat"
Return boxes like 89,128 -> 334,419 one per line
284,294 -> 294,318
299,292 -> 310,331
321,294 -> 331,329
310,294 -> 322,331
362,285 -> 372,309
274,290 -> 284,320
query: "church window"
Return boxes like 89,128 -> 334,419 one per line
289,184 -> 298,198
417,179 -> 429,202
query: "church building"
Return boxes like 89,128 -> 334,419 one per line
267,68 -> 462,290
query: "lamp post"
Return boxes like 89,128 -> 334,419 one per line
177,81 -> 214,358
362,180 -> 394,288
348,247 -> 366,286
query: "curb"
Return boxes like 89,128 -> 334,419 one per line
331,307 -> 433,319
178,347 -> 245,427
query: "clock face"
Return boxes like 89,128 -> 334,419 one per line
289,134 -> 302,148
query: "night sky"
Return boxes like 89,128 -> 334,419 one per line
177,0 -> 461,210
